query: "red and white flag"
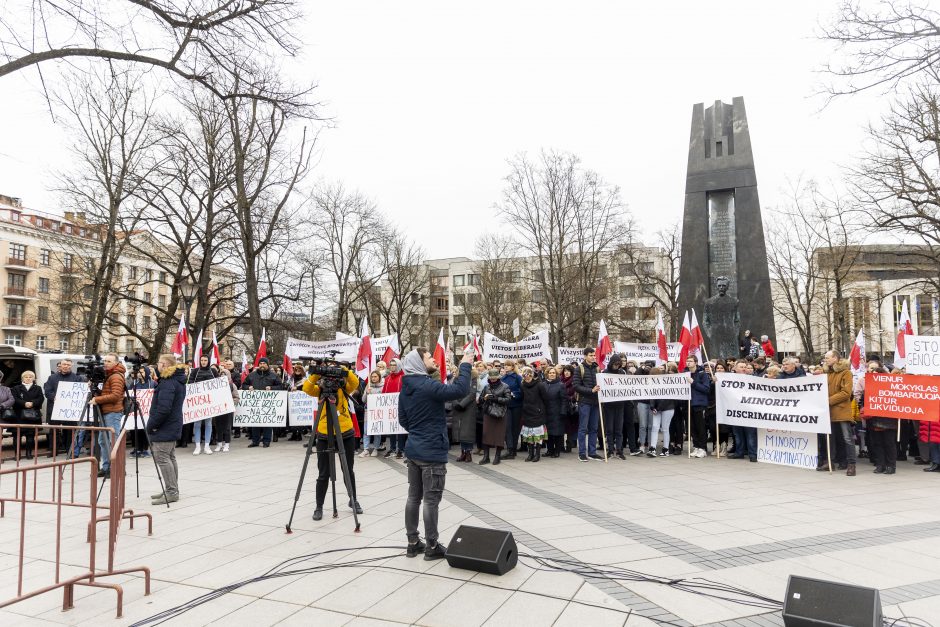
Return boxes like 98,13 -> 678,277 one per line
170,315 -> 188,358
240,350 -> 249,384
191,329 -> 204,368
689,309 -> 704,363
463,329 -> 483,361
252,328 -> 268,368
678,311 -> 692,367
282,353 -> 293,377
850,328 -> 866,378
596,319 -> 613,370
380,333 -> 401,363
210,330 -> 222,367
433,327 -> 447,382
655,310 -> 668,364
356,318 -> 373,379
895,299 -> 915,367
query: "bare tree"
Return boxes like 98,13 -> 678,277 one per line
495,150 -> 631,348
0,0 -> 309,104
373,232 -> 430,351
618,224 -> 681,338
463,234 -> 532,340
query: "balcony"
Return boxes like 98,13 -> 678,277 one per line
3,287 -> 37,300
5,257 -> 38,270
2,317 -> 35,329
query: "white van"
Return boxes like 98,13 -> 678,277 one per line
0,346 -> 91,394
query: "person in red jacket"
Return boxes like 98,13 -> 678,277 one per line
760,335 -> 775,359
921,417 -> 940,472
381,358 -> 405,458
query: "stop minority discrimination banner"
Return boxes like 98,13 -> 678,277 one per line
715,373 -> 831,434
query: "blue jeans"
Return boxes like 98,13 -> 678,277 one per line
98,412 -> 123,472
250,427 -> 272,445
361,433 -> 377,450
732,426 -> 758,459
193,418 -> 213,445
578,404 -> 599,456
387,434 -> 404,453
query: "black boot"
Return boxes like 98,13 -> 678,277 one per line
525,446 -> 534,462
479,447 -> 491,465
533,444 -> 541,462
493,448 -> 502,465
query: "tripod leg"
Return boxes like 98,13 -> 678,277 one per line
327,401 -> 360,532
285,415 -> 320,533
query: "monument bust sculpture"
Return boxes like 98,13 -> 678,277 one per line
702,276 -> 741,360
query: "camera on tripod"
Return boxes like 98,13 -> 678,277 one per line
299,351 -> 352,396
76,354 -> 107,389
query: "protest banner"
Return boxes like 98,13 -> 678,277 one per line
756,428 -> 818,469
285,336 -> 359,361
557,346 -> 583,365
597,373 -> 691,403
183,377 -> 236,425
715,373 -> 830,434
288,391 -> 318,427
864,373 -> 940,421
483,330 -> 551,363
904,335 -> 940,375
613,341 -> 683,364
234,390 -> 289,427
125,389 -> 154,431
49,381 -> 89,422
372,334 -> 400,360
365,392 -> 407,436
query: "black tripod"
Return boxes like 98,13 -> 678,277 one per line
66,386 -> 107,498
119,378 -> 169,507
286,389 -> 360,534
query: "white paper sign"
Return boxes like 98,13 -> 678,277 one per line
183,377 -> 235,425
366,392 -> 407,435
756,428 -> 819,469
50,381 -> 89,422
904,335 -> 940,375
483,330 -> 551,363
557,346 -> 583,365
716,373 -> 831,434
613,342 -> 684,364
288,391 -> 318,426
125,389 -> 154,431
285,336 -> 359,361
234,390 -> 289,427
597,373 -> 691,403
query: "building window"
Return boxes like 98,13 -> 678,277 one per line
38,278 -> 49,294
531,289 -> 544,303
37,306 -> 49,322
107,339 -> 117,352
159,271 -> 167,283
58,338 -> 69,352
158,294 -> 166,307
35,335 -> 46,350
436,298 -> 448,310
619,263 -> 634,277
143,291 -> 151,303
434,316 -> 448,329
125,339 -> 135,353
63,253 -> 73,271
532,310 -> 546,323
453,275 -> 465,287
142,315 -> 151,329
9,243 -> 25,261
453,314 -> 466,326
10,212 -> 19,222
65,225 -> 72,234
4,333 -> 22,346
467,274 -> 481,286
129,266 -> 137,280
83,286 -> 93,300
126,314 -> 136,330
454,294 -> 466,307
467,293 -> 482,306
621,306 -> 637,321
40,249 -> 50,266
621,285 -> 636,299
145,269 -> 153,282
60,307 -> 71,326
7,303 -> 24,324
7,273 -> 25,292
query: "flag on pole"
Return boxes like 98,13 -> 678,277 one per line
655,310 -> 668,364
170,315 -> 188,357
463,329 -> 483,361
282,353 -> 293,379
689,309 -> 704,363
380,333 -> 401,363
433,328 -> 447,382
678,311 -> 692,367
241,350 -> 249,384
850,328 -> 866,378
252,328 -> 267,368
210,330 -> 222,367
356,318 -> 373,379
191,329 -> 204,368
895,299 -> 914,367
596,319 -> 613,370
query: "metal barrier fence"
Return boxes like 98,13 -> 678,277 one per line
0,424 -> 152,617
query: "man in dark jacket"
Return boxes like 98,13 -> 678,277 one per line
148,354 -> 187,505
44,359 -> 84,453
245,357 -> 283,448
686,356 -> 713,459
573,347 -> 602,462
398,347 -> 472,560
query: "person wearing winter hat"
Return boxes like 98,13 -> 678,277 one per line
245,357 -> 283,448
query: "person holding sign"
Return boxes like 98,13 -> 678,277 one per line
301,360 -> 361,521
398,347 -> 473,560
43,359 -> 84,454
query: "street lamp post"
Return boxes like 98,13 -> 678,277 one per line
178,277 -> 198,364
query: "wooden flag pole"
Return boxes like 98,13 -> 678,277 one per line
699,342 -> 720,459
827,434 -> 832,473
598,402 -> 609,463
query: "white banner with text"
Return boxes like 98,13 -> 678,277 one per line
716,373 -> 831,434
234,390 -> 289,427
597,373 -> 691,403
483,330 -> 551,363
365,392 -> 408,436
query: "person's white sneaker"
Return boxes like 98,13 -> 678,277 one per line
204,445 -> 213,455
370,448 -> 378,457
193,444 -> 201,455
695,448 -> 707,458
222,443 -> 230,452
359,450 -> 369,458
215,443 -> 223,453
719,442 -> 727,456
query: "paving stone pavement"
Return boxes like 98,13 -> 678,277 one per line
1,440 -> 939,626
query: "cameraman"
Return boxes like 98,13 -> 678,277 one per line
245,357 -> 283,448
301,359 -> 362,521
86,354 -> 127,479
398,347 -> 473,560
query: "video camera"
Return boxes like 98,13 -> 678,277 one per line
76,354 -> 107,390
123,352 -> 147,374
299,351 -> 352,396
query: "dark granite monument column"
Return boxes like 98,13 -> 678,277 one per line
678,97 -> 775,361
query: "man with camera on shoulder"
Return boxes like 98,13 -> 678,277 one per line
301,357 -> 362,521
87,353 -> 127,479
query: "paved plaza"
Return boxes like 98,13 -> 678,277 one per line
2,440 -> 940,626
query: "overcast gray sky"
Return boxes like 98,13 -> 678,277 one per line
0,0 -> 885,260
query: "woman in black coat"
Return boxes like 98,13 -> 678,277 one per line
520,367 -> 548,462
479,369 -> 512,465
542,367 -> 567,458
451,376 -> 479,463
11,370 -> 44,459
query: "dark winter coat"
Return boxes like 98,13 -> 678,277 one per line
451,378 -> 478,444
542,378 -> 567,436
688,368 -> 712,408
147,365 -> 187,442
778,367 -> 807,379
480,379 -> 512,417
245,368 -> 282,391
187,366 -> 217,384
398,362 -> 472,463
502,371 -> 523,408
521,378 -> 547,428
572,361 -> 600,406
11,383 -> 43,424
44,370 -> 85,421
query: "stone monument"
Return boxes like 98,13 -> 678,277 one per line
678,97 -> 775,360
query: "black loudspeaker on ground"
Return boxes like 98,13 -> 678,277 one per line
444,526 -> 517,576
783,575 -> 882,627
